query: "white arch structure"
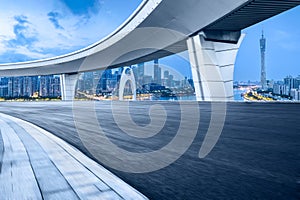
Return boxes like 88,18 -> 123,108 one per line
119,67 -> 137,101
0,0 -> 299,100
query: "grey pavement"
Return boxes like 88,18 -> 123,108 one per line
0,112 -> 147,200
0,101 -> 299,200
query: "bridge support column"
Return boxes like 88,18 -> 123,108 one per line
187,33 -> 244,101
60,73 -> 79,101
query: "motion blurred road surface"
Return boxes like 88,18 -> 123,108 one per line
0,101 -> 299,200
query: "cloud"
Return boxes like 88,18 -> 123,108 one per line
0,14 -> 45,62
7,15 -> 38,47
0,0 -> 142,64
47,12 -> 64,30
14,46 -> 53,59
14,15 -> 28,24
0,1 -> 103,63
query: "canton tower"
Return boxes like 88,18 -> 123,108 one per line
260,30 -> 267,90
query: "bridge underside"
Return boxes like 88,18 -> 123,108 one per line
100,0 -> 300,70
204,0 -> 300,32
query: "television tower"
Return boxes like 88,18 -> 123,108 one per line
260,30 -> 267,90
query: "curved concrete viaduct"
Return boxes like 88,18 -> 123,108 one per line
0,0 -> 299,100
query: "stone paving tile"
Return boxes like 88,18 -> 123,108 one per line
0,113 -> 148,200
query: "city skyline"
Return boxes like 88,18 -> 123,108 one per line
236,6 -> 300,81
0,75 -> 61,98
0,59 -> 194,99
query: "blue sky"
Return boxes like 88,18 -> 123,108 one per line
0,0 -> 299,81
236,6 -> 300,81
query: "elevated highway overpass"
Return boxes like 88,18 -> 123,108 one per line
0,0 -> 299,100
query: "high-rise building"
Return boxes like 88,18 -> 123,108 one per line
40,76 -> 50,97
1,75 -> 56,98
284,76 -> 296,89
162,70 -> 170,87
97,69 -> 113,92
77,73 -> 84,91
39,75 -> 60,97
137,63 -> 145,87
272,76 -> 300,100
291,89 -> 299,101
82,72 -> 94,94
12,77 -> 24,97
296,76 -> 300,89
23,76 -> 33,97
8,78 -> 13,97
32,76 -> 39,96
137,63 -> 144,77
50,76 -> 61,97
132,66 -> 138,85
0,78 -> 8,97
283,75 -> 299,96
168,74 -> 174,87
153,59 -> 161,84
260,30 -> 267,90
93,71 -> 101,94
164,70 -> 169,79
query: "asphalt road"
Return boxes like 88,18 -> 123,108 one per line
0,101 -> 299,200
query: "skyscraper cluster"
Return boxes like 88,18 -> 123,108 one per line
132,60 -> 192,89
257,31 -> 300,101
1,59 -> 194,99
76,70 -> 119,96
76,60 -> 194,96
273,75 -> 300,100
0,75 -> 61,98
153,59 -> 162,85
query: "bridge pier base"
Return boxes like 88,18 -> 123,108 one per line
187,33 -> 244,101
60,73 -> 79,101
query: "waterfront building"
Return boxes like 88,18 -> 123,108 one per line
153,59 -> 161,85
143,75 -> 153,85
168,74 -> 174,87
272,76 -> 300,100
93,71 -> 101,94
291,89 -> 299,101
83,72 -> 94,94
77,73 -> 85,92
13,77 -> 24,97
8,78 -> 13,97
40,76 -> 51,97
0,77 -> 8,97
50,76 -> 61,97
23,76 -> 33,97
1,63 -> 194,99
137,63 -> 145,87
40,75 -> 61,97
284,76 -> 296,90
97,69 -> 115,93
273,83 -> 283,95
